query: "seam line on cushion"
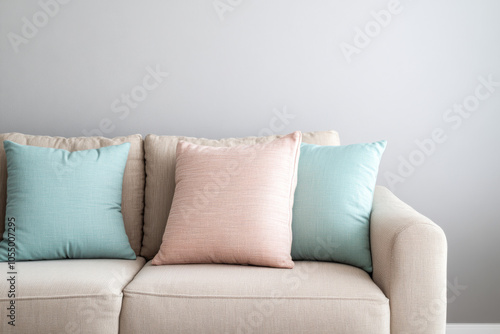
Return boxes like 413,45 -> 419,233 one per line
122,261 -> 148,292
0,293 -> 123,302
123,291 -> 389,302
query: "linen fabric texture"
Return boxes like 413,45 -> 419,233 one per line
121,261 -> 389,334
371,186 -> 448,333
0,141 -> 136,260
291,141 -> 387,272
0,257 -> 145,333
141,130 -> 340,260
0,132 -> 145,255
152,131 -> 302,268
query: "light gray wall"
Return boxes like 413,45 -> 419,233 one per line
1,0 -> 499,323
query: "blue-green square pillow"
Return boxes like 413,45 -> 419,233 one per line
291,141 -> 387,272
0,141 -> 136,261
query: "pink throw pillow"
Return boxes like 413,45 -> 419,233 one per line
152,131 -> 302,268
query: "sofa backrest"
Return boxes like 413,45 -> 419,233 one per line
141,130 -> 340,260
0,133 -> 145,256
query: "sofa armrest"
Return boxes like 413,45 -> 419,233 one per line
370,186 -> 447,334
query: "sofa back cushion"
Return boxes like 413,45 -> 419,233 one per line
0,133 -> 145,256
141,130 -> 340,260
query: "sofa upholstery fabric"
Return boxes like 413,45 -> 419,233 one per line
0,130 -> 448,334
371,186 -> 447,333
0,257 -> 146,333
121,261 -> 390,334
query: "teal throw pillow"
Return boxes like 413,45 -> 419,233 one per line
291,141 -> 387,272
0,141 -> 136,261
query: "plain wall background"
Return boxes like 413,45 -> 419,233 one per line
1,0 -> 499,323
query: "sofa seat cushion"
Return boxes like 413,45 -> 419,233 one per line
0,257 -> 146,334
121,261 -> 390,334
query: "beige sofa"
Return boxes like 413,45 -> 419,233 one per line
0,131 -> 447,334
